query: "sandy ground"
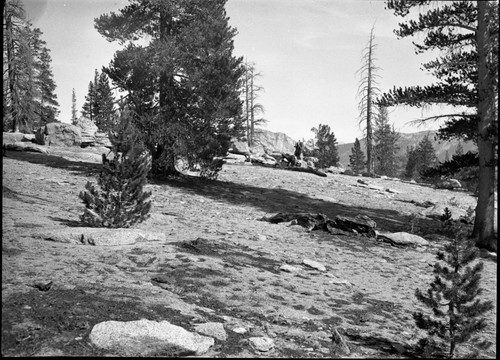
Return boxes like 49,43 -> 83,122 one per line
2,146 -> 496,357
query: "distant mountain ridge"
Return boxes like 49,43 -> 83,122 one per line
336,130 -> 477,168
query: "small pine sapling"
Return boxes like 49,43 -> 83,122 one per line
79,109 -> 152,228
413,208 -> 494,358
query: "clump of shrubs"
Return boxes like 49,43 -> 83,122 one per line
413,207 -> 493,358
79,110 -> 152,228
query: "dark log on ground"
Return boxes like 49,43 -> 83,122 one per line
334,215 -> 377,237
261,212 -> 376,237
285,166 -> 327,177
250,161 -> 327,177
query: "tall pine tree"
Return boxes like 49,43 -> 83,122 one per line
313,124 -> 339,169
241,60 -> 267,145
3,0 -> 59,132
349,138 -> 365,174
82,69 -> 115,131
71,88 -> 77,125
95,0 -> 244,178
356,24 -> 382,175
373,105 -> 400,176
380,0 -> 498,252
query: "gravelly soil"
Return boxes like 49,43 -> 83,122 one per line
2,146 -> 496,358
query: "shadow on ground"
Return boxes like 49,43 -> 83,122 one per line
151,167 -> 443,238
4,150 -> 102,177
8,150 -> 444,238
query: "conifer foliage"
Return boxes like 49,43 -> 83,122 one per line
4,0 -> 59,132
413,208 -> 494,358
312,124 -> 339,169
79,109 -> 152,228
81,69 -> 115,132
349,138 -> 365,174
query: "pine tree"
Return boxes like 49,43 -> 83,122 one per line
404,135 -> 438,180
404,146 -> 419,180
373,105 -> 400,176
95,0 -> 244,178
356,24 -> 382,175
416,134 -> 438,177
82,69 -> 115,131
380,0 -> 498,252
349,138 -> 365,174
313,124 -> 339,169
241,60 -> 267,145
413,208 -> 494,358
3,1 -> 59,132
81,81 -> 95,121
71,88 -> 77,125
95,71 -> 115,132
79,108 -> 152,228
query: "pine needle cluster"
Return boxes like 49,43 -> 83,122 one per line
413,208 -> 494,358
79,110 -> 152,228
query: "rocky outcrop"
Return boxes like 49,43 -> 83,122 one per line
44,122 -> 82,146
249,129 -> 296,156
75,116 -> 99,147
230,139 -> 250,155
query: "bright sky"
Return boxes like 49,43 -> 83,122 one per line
22,0 -> 454,143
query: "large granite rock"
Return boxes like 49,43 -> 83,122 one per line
75,116 -> 99,147
44,122 -> 82,146
89,319 -> 214,356
229,139 -> 250,155
250,129 -> 296,155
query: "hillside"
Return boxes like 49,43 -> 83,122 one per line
337,130 -> 477,168
2,145 -> 495,358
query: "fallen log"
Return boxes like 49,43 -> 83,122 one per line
251,162 -> 327,177
285,166 -> 327,177
261,212 -> 376,237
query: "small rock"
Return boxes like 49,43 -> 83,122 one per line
329,278 -> 351,286
302,259 -> 326,272
232,327 -> 247,334
257,235 -> 267,241
249,337 -> 274,352
194,322 -> 227,341
385,188 -> 401,194
280,264 -> 301,273
357,179 -> 368,185
379,232 -> 429,246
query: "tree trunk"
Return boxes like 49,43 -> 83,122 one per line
5,8 -> 19,132
244,61 -> 250,146
250,66 -> 255,146
473,1 -> 497,252
366,30 -> 374,174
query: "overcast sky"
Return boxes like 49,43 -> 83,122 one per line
22,0 -> 452,143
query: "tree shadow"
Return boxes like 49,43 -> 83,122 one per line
47,217 -> 87,227
150,165 -> 444,238
344,332 -> 425,358
4,149 -> 102,177
8,151 -> 444,238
